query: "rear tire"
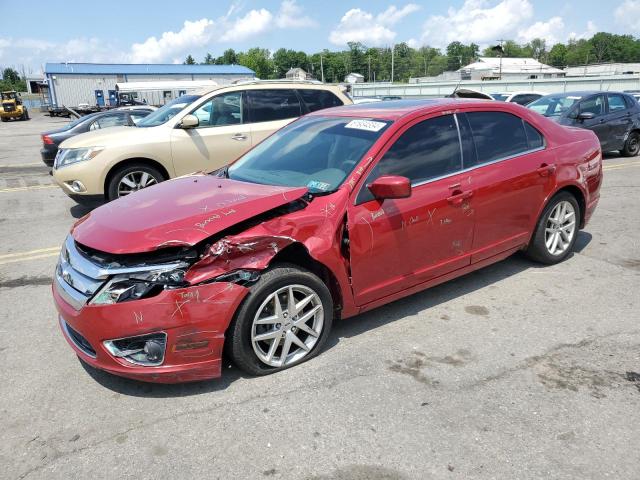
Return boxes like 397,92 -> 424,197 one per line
0,117 -> 7,122
621,131 -> 640,157
525,192 -> 580,265
106,163 -> 164,201
226,264 -> 333,376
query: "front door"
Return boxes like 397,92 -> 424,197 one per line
348,114 -> 474,306
170,91 -> 251,175
108,90 -> 117,106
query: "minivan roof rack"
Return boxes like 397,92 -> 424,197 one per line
231,79 -> 325,86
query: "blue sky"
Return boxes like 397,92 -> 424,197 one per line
1,0 -> 638,74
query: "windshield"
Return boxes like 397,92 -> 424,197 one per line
491,93 -> 509,101
528,95 -> 582,117
136,95 -> 200,127
228,116 -> 391,193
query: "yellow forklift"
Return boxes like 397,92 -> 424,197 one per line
0,91 -> 30,122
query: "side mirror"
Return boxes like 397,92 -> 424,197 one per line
179,114 -> 199,129
367,175 -> 411,201
577,111 -> 595,121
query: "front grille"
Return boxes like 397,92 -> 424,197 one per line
63,321 -> 97,357
2,102 -> 15,112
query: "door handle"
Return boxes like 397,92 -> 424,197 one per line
536,163 -> 556,177
446,190 -> 473,206
231,133 -> 248,141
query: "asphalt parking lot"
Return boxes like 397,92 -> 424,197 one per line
1,112 -> 639,480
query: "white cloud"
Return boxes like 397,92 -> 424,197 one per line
220,9 -> 273,42
517,16 -> 564,45
569,21 -> 598,41
420,0 -> 534,47
615,0 -> 640,32
129,18 -> 215,63
276,0 -> 316,28
329,4 -> 420,46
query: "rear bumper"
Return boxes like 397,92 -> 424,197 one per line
41,147 -> 57,166
53,276 -> 249,383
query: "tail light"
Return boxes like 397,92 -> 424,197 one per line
42,135 -> 54,145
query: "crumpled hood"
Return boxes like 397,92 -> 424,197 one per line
72,175 -> 308,254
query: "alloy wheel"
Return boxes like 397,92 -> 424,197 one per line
117,171 -> 158,197
544,200 -> 576,256
628,134 -> 640,155
251,284 -> 324,368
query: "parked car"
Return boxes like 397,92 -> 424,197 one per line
40,109 -> 154,166
527,91 -> 640,156
53,99 -> 602,383
51,82 -> 351,204
489,91 -> 544,105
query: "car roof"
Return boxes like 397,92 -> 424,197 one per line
307,98 -> 497,121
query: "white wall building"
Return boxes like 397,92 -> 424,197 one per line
44,63 -> 256,107
345,73 -> 364,84
564,63 -> 640,77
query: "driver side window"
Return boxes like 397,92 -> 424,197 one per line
192,92 -> 244,128
579,95 -> 605,116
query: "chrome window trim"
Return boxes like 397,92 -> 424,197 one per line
411,146 -> 546,189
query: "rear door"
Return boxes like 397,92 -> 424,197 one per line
459,110 -> 554,262
605,93 -> 633,150
348,114 -> 474,306
247,89 -> 302,145
170,91 -> 252,175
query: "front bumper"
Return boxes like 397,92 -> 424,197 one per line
53,275 -> 249,383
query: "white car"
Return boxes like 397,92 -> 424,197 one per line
490,91 -> 544,105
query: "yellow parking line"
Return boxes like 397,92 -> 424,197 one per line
603,160 -> 640,170
0,162 -> 44,168
0,184 -> 58,193
0,246 -> 60,261
0,252 -> 59,266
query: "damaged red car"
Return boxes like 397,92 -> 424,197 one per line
53,99 -> 602,383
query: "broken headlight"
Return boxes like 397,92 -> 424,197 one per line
90,268 -> 187,305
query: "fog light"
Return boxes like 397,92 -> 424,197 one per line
103,332 -> 167,366
68,180 -> 86,193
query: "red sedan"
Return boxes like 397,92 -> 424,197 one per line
53,99 -> 602,383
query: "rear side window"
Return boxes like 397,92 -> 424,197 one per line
248,89 -> 301,123
524,122 -> 544,149
465,111 -> 529,166
298,89 -> 344,112
358,114 -> 462,203
89,114 -> 128,130
607,94 -> 627,112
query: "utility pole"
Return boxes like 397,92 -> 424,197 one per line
391,44 -> 395,83
320,55 -> 325,83
496,39 -> 506,80
368,55 -> 371,82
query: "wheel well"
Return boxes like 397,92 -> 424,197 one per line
555,185 -> 586,228
104,158 -> 170,197
269,243 -> 343,318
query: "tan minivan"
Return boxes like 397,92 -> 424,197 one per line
52,81 -> 352,203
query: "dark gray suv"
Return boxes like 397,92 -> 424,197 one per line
528,91 -> 640,156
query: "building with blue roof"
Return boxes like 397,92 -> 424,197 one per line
43,63 -> 255,107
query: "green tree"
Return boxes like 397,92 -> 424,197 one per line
237,48 -> 274,79
184,55 -> 196,65
548,43 -> 568,67
203,53 -> 214,64
217,48 -> 238,65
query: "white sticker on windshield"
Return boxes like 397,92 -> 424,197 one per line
345,120 -> 387,132
307,180 -> 331,191
566,96 -> 582,100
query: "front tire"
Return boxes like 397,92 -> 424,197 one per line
106,163 -> 164,201
526,192 -> 580,264
621,131 -> 640,157
227,264 -> 333,376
